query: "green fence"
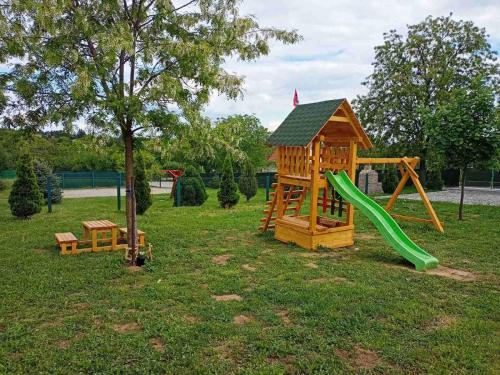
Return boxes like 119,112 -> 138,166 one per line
0,169 -> 16,179
54,171 -> 125,189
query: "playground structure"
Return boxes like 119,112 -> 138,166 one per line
260,98 -> 441,270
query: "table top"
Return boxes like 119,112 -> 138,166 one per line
82,220 -> 117,230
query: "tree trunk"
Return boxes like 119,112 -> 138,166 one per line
124,131 -> 138,264
419,157 -> 428,188
458,168 -> 466,220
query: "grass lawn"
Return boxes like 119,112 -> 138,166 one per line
0,186 -> 498,374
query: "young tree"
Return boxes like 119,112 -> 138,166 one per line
218,154 -> 239,208
9,151 -> 43,218
33,158 -> 62,204
354,15 -> 498,184
0,1 -> 300,263
134,153 -> 152,215
180,166 -> 208,206
238,159 -> 257,202
427,77 -> 499,220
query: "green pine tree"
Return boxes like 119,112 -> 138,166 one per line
134,153 -> 152,215
218,154 -> 239,208
179,166 -> 208,206
9,150 -> 43,218
238,159 -> 257,202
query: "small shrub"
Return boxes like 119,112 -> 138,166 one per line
33,158 -> 62,203
218,154 -> 239,208
209,175 -> 220,189
425,169 -> 444,191
238,160 -> 257,202
0,179 -> 7,191
9,151 -> 43,218
382,167 -> 399,193
179,166 -> 208,206
134,153 -> 153,215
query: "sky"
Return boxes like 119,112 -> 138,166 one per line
204,0 -> 500,130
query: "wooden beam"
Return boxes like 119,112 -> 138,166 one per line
347,140 -> 357,226
329,115 -> 350,123
356,157 -> 418,164
401,158 -> 419,179
309,139 -> 321,233
321,136 -> 361,144
391,214 -> 444,227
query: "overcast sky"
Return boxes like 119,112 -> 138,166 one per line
204,0 -> 500,130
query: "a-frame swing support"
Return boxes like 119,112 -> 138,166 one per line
356,157 -> 444,233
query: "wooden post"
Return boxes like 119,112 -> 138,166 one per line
346,140 -> 357,225
385,158 -> 418,212
309,139 -> 320,233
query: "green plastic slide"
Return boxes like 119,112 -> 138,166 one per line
325,171 -> 438,271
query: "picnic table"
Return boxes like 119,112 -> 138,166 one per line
55,220 -> 145,255
82,220 -> 118,252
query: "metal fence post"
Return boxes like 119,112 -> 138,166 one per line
117,174 -> 121,211
61,173 -> 65,189
364,174 -> 369,194
175,177 -> 182,207
46,176 -> 52,213
265,174 -> 270,202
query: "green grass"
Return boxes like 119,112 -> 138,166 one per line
0,186 -> 499,374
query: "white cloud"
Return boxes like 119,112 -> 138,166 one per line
204,0 -> 500,129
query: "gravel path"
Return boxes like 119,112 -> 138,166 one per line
376,187 -> 500,206
63,182 -> 172,198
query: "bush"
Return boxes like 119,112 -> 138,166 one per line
218,154 -> 239,208
135,153 -> 153,214
9,151 -> 43,218
179,166 -> 208,206
0,179 -> 7,191
425,169 -> 444,191
33,159 -> 62,204
209,175 -> 220,189
382,167 -> 399,193
238,160 -> 257,202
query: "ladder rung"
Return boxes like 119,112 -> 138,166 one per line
260,217 -> 276,222
271,183 -> 277,188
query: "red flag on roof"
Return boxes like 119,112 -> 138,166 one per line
293,89 -> 299,107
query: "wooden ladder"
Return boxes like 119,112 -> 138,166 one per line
259,184 -> 308,232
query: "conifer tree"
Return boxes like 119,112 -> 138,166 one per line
9,151 -> 43,218
238,159 -> 257,202
180,166 -> 208,206
218,154 -> 239,208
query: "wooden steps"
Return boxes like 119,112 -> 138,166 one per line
259,182 -> 308,232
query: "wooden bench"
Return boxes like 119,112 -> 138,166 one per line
55,232 -> 78,255
119,228 -> 145,247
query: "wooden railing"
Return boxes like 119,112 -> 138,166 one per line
278,146 -> 311,177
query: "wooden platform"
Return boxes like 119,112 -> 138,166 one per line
275,216 -> 354,250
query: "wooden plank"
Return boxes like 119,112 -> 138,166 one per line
309,139 -> 321,233
356,157 -> 418,164
347,140 -> 357,226
329,115 -> 350,123
391,214 -> 444,227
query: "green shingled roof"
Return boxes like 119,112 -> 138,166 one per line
268,99 -> 345,146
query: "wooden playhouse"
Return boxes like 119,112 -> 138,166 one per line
259,98 -> 442,251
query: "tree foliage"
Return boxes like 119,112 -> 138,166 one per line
354,14 -> 499,182
180,165 -> 207,206
426,76 -> 499,219
238,159 -> 257,202
33,159 -> 63,204
0,0 -> 299,260
134,153 -> 152,214
8,150 -> 42,218
382,166 -> 399,194
218,154 -> 239,208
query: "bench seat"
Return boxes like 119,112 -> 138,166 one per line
119,228 -> 145,246
54,232 -> 78,255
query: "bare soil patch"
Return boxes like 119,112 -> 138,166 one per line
276,310 -> 292,326
149,337 -> 165,352
233,314 -> 253,325
310,276 -> 349,284
424,315 -> 457,331
57,340 -> 71,350
183,315 -> 199,324
266,355 -> 296,373
425,266 -> 476,281
305,262 -> 318,269
113,322 -> 141,333
241,264 -> 256,272
356,232 -> 378,241
211,294 -> 242,302
334,346 -> 381,370
212,254 -> 231,265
